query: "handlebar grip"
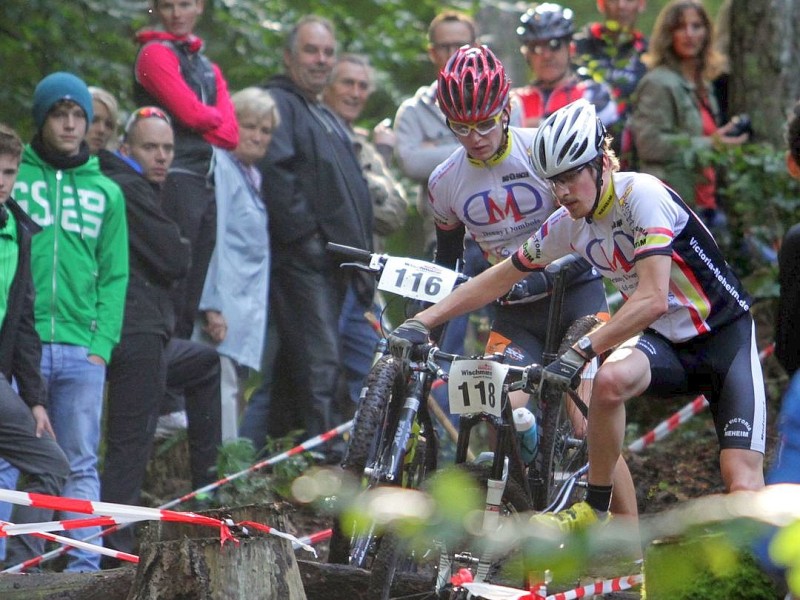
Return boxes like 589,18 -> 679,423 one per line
326,242 -> 373,263
409,343 -> 435,362
545,252 -> 583,275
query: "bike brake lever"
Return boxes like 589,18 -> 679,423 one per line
521,364 -> 543,394
338,261 -> 379,274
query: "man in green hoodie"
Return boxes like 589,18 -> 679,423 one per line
3,72 -> 129,572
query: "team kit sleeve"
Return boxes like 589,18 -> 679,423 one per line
625,176 -> 682,261
427,161 -> 463,232
512,210 -> 572,272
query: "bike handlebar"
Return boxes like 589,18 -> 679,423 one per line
326,242 -> 375,264
410,343 -> 544,394
545,251 -> 583,275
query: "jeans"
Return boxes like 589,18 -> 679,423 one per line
338,285 -> 382,405
0,378 -> 70,566
3,344 -> 107,572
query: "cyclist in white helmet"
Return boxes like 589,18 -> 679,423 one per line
396,48 -> 640,524
391,98 -> 766,532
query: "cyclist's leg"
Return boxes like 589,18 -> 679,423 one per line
702,315 -> 766,492
589,337 -> 660,492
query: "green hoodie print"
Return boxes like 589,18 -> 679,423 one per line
12,145 -> 129,363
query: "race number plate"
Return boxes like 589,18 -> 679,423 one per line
377,257 -> 459,303
448,360 -> 508,418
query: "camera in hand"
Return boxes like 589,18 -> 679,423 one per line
729,113 -> 752,137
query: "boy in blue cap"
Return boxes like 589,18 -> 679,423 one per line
0,72 -> 128,572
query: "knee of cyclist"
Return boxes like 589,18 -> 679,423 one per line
591,368 -> 633,408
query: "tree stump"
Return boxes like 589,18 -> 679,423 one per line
128,504 -> 306,600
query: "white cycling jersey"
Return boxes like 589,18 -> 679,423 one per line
427,127 -> 556,263
514,171 -> 752,343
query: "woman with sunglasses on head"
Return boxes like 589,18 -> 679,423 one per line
514,2 -> 618,129
407,46 -> 639,523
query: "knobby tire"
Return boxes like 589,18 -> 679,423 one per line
530,315 -> 604,511
328,355 -> 403,566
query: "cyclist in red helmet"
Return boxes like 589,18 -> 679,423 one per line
401,46 -> 639,525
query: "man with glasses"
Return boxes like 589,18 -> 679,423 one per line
392,99 -> 766,534
514,3 -> 617,129
392,49 -> 638,522
394,9 -> 477,255
97,107 -> 221,561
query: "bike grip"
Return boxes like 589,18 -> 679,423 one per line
326,242 -> 372,263
410,343 -> 434,362
545,252 -> 582,275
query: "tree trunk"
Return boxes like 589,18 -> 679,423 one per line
127,504 -> 306,600
728,0 -> 800,146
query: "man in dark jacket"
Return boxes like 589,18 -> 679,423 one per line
0,123 -> 70,568
241,15 -> 373,457
98,107 -> 221,558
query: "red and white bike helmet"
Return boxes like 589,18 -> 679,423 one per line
437,45 -> 510,123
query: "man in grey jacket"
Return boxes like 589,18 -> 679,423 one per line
393,10 -> 476,255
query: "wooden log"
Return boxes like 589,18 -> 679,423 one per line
0,567 -> 134,600
128,504 -> 306,600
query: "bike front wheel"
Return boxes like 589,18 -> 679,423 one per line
367,463 -> 530,600
529,314 -> 604,511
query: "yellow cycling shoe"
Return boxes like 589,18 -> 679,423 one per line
529,501 -> 607,533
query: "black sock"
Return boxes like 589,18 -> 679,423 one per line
586,484 -> 613,512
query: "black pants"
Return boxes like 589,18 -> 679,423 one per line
162,172 -> 216,339
101,335 -> 221,554
259,234 -> 349,444
0,378 -> 70,566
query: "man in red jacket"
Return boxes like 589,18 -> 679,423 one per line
134,0 -> 238,339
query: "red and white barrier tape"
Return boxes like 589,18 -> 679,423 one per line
543,573 -> 644,599
459,573 -> 643,600
291,527 -> 332,550
0,489 -> 236,545
627,342 -> 774,454
626,395 -> 708,453
0,520 -> 138,564
0,489 -> 316,555
2,419 -> 353,573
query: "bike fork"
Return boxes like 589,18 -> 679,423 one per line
383,374 -> 426,483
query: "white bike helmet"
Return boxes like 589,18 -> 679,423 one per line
529,99 -> 606,179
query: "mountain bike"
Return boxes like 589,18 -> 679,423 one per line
325,244 -> 602,599
326,243 -> 466,571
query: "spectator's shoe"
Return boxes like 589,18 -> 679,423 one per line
529,501 -> 607,533
155,410 -> 188,439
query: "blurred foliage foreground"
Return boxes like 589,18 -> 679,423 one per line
291,465 -> 799,599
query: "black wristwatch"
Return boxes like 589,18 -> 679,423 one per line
574,335 -> 596,360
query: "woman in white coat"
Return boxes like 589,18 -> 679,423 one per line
198,87 -> 278,441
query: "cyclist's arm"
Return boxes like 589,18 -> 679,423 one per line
583,254 -> 671,354
414,257 -> 525,330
